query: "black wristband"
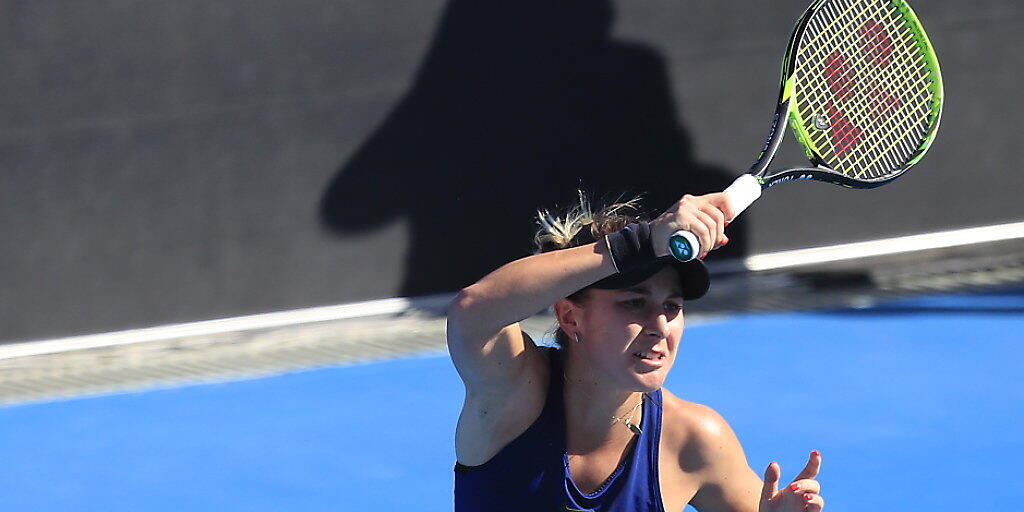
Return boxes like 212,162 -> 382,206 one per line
604,222 -> 657,275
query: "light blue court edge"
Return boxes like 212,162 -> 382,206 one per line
0,288 -> 1021,511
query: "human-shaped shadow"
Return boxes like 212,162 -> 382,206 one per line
321,0 -> 745,298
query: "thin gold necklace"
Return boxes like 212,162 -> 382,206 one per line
612,394 -> 646,435
563,372 -> 646,435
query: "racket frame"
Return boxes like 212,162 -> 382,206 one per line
668,0 -> 943,262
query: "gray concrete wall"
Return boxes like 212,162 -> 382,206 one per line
1,0 -> 1020,341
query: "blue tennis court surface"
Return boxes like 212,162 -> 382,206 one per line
1,287 -> 1021,511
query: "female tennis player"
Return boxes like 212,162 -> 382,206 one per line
448,192 -> 825,511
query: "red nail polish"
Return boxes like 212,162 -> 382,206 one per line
698,253 -> 707,260
804,494 -> 814,501
789,483 -> 800,492
812,450 -> 820,457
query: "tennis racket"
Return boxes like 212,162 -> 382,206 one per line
668,0 -> 943,262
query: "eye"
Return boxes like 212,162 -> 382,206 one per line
620,298 -> 646,309
663,302 -> 684,314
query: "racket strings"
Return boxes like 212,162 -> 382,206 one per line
801,9 -> 920,121
799,1 -> 933,178
803,2 -> 928,168
796,0 -> 905,76
802,5 -> 926,174
792,0 -> 939,181
798,1 -> 927,172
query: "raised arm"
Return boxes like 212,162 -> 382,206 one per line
446,240 -> 616,390
447,191 -> 734,391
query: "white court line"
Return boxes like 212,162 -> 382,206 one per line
745,221 -> 1024,271
4,220 -> 1023,361
0,293 -> 454,361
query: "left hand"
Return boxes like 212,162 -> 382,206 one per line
759,451 -> 825,512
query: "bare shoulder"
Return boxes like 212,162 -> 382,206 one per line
659,389 -> 731,446
659,388 -> 762,512
658,388 -> 754,476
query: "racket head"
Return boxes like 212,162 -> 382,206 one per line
776,0 -> 943,187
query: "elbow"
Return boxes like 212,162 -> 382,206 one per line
446,286 -> 485,347
447,286 -> 479,324
447,284 -> 499,339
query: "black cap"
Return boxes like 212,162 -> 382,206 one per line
589,256 -> 710,300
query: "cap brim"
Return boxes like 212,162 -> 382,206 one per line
589,257 -> 710,300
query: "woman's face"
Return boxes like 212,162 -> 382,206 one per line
561,266 -> 685,393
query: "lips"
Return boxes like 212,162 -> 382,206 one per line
631,348 -> 666,368
632,350 -> 665,360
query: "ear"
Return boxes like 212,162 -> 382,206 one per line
553,298 -> 582,335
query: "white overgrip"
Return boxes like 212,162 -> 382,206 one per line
668,174 -> 763,262
722,174 -> 762,221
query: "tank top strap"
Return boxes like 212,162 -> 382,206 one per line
637,387 -> 664,502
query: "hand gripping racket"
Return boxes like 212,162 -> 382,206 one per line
669,0 -> 943,262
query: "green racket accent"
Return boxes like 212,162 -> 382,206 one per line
786,0 -> 943,182
897,0 -> 944,166
786,76 -> 821,162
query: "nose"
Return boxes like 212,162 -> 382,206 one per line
645,311 -> 672,339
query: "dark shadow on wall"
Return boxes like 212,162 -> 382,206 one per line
321,0 -> 745,297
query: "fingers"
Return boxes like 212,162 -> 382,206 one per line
764,459 -> 826,511
793,451 -> 824,510
679,195 -> 727,257
760,461 -> 780,503
688,207 -> 717,258
696,201 -> 727,249
804,492 -> 825,511
789,480 -> 825,512
650,193 -> 732,258
762,453 -> 825,511
794,450 -> 822,481
788,478 -> 821,495
702,191 -> 737,222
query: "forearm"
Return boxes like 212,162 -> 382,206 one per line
449,241 -> 616,336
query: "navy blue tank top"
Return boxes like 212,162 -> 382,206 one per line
454,347 -> 666,512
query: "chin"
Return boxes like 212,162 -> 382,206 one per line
631,366 -> 670,392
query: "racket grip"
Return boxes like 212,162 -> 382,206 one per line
668,175 -> 762,262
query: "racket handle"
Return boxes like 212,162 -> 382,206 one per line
668,174 -> 762,262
